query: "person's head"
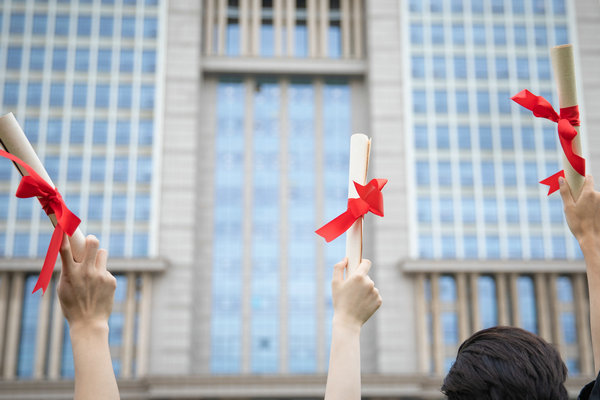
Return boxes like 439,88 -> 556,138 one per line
441,326 -> 568,400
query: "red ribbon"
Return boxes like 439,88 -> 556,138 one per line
511,89 -> 585,195
0,149 -> 80,294
316,179 -> 387,242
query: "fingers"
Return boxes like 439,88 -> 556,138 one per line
95,248 -> 108,272
83,235 -> 100,270
332,258 -> 348,282
559,176 -> 575,208
584,175 -> 595,194
59,233 -> 73,276
355,259 -> 372,276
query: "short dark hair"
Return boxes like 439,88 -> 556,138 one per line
441,326 -> 568,400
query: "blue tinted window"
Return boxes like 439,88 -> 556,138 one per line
140,85 -> 154,109
99,16 -> 113,36
113,157 -> 129,182
413,90 -> 427,113
93,120 -> 108,144
524,162 -> 538,185
414,125 -> 428,149
479,126 -> 493,150
120,49 -> 134,72
481,161 -> 495,186
10,13 -> 25,34
477,91 -> 490,113
484,198 -> 497,223
75,48 -> 90,71
440,197 -> 453,222
96,84 -> 110,108
533,0 -> 545,14
7,47 -> 22,69
111,194 -> 127,220
144,16 -> 157,38
450,0 -> 463,12
433,56 -> 446,78
543,126 -> 557,150
528,198 -> 542,223
49,83 -> 65,106
538,56 -> 551,79
27,82 -> 43,107
52,47 -> 68,70
514,25 -> 527,45
410,23 -> 423,44
505,198 -> 520,223
68,156 -> 83,181
436,125 -> 449,148
416,161 -> 430,185
142,50 -> 156,72
473,24 -> 485,45
430,0 -> 443,12
503,161 -> 516,186
535,26 -> 547,46
500,127 -> 513,149
454,56 -> 467,78
460,161 -> 473,185
260,23 -> 275,57
77,15 -> 92,36
412,55 -> 425,78
518,276 -> 538,332
116,120 -> 130,144
17,276 -> 40,377
30,47 -> 45,70
4,82 -> 19,105
530,236 -> 544,259
458,126 -> 470,149
548,198 -> 564,223
464,235 -> 477,258
137,157 -> 152,183
24,118 -> 40,143
431,24 -> 444,44
478,276 -> 497,327
486,235 -> 500,258
139,120 -> 153,145
90,156 -> 106,182
435,90 -> 447,113
438,161 -> 452,186
452,24 -> 464,45
70,120 -> 86,143
456,90 -> 468,113
118,84 -> 132,108
55,14 -> 69,35
47,119 -> 63,143
419,235 -> 434,258
294,24 -> 307,57
508,236 -> 522,258
475,57 -> 487,79
555,26 -> 568,45
97,49 -> 112,72
133,233 -> 148,256
521,126 -> 535,150
493,25 -> 506,44
72,83 -> 87,107
498,91 -> 511,114
496,57 -> 509,79
462,197 -> 475,223
122,16 -> 136,37
517,58 -> 529,79
32,14 -> 47,34
418,197 -> 431,222
135,194 -> 150,221
410,0 -> 422,12
471,1 -> 484,13
561,313 -> 577,344
553,0 -> 566,14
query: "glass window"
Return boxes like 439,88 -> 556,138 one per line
452,24 -> 465,45
478,276 -> 497,327
493,25 -> 506,45
75,48 -> 90,71
29,47 -> 45,70
538,56 -> 551,80
137,157 -> 152,183
486,235 -> 500,258
418,197 -> 432,222
90,156 -> 106,182
121,16 -> 136,37
409,0 -> 422,12
530,236 -> 544,259
462,197 -> 475,223
456,90 -> 468,113
514,25 -> 527,46
294,23 -> 307,57
473,24 -> 485,45
438,161 -> 452,186
528,198 -> 542,223
433,56 -> 446,78
416,161 -> 430,185
7,47 -> 22,69
259,20 -> 275,57
436,125 -> 449,148
24,118 -> 39,144
412,55 -> 425,78
481,161 -> 495,186
68,156 -> 83,181
521,126 -> 535,150
113,157 -> 129,182
95,84 -> 110,108
517,57 -> 530,79
512,0 -> 525,13
548,198 -> 564,223
139,120 -> 153,145
414,125 -> 428,149
413,90 -> 427,113
441,237 -> 456,258
479,126 -> 493,150
430,0 -> 443,12
10,13 -> 25,34
505,198 -> 519,223
518,276 -> 538,332
47,119 -> 63,143
458,126 -> 470,149
143,16 -> 157,38
475,56 -> 487,79
440,197 -> 453,222
99,16 -> 114,36
52,47 -> 68,70
410,23 -> 423,44
97,48 -> 112,72
508,236 -> 522,258
135,194 -> 150,221
77,15 -> 92,36
435,90 -> 447,113
118,84 -> 132,108
27,82 -> 43,107
116,120 -> 130,144
471,1 -> 484,13
543,126 -> 557,150
477,91 -> 490,113
496,57 -> 509,79
120,49 -> 134,72
555,26 -> 568,45
464,235 -> 477,258
72,83 -> 87,107
70,119 -> 86,143
534,25 -> 547,46
140,85 -> 154,109
4,82 -> 19,106
111,195 -> 127,220
431,24 -> 444,44
524,162 -> 538,185
503,161 -> 516,186
142,50 -> 156,72
49,83 -> 65,107
419,235 -> 434,258
32,14 -> 47,34
460,161 -> 473,185
533,0 -> 545,14
454,56 -> 467,79
17,276 -> 40,377
553,0 -> 566,14
93,120 -> 108,144
450,0 -> 463,12
484,198 -> 497,223
55,14 -> 70,35
498,91 -> 511,114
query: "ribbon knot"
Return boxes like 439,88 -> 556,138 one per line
315,178 -> 387,243
0,149 -> 80,294
511,89 -> 585,195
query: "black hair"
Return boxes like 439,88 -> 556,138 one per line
441,326 -> 568,400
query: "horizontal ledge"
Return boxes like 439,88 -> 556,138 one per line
0,257 -> 169,273
401,258 -> 586,273
201,56 -> 367,76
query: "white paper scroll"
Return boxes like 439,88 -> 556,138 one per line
550,44 -> 585,199
345,133 -> 371,275
0,112 -> 85,262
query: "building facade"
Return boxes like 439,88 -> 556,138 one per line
1,0 -> 600,399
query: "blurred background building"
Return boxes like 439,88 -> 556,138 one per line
0,0 -> 599,399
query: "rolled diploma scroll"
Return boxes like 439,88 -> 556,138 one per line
0,113 -> 85,262
551,44 -> 585,199
345,133 -> 371,275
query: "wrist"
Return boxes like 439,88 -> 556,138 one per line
69,319 -> 109,340
577,235 -> 600,257
332,314 -> 362,335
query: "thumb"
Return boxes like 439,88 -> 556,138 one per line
558,176 -> 574,208
59,234 -> 74,276
332,258 -> 348,282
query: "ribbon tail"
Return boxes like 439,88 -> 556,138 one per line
540,170 -> 565,196
315,211 -> 359,242
32,226 -> 64,295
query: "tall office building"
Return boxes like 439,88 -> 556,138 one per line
0,0 -> 599,399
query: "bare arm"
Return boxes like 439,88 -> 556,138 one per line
324,258 -> 382,400
559,176 -> 600,374
58,235 -> 120,400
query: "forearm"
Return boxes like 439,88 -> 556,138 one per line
324,318 -> 362,400
579,237 -> 600,375
70,322 -> 120,400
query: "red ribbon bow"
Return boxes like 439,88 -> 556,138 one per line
316,179 -> 387,242
511,89 -> 585,195
0,149 -> 80,294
